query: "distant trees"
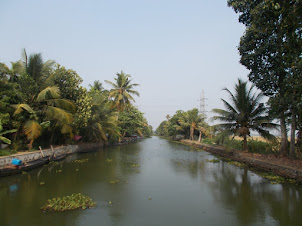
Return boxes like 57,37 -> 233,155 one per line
212,79 -> 276,152
156,108 -> 210,141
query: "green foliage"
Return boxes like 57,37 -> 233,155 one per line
212,79 -> 277,151
86,89 -> 119,143
51,65 -> 83,100
41,193 -> 96,212
105,71 -> 140,112
156,109 -> 209,141
1,50 -> 150,151
228,0 -> 302,157
0,149 -> 17,156
118,106 -> 150,137
73,87 -> 92,131
222,138 -> 276,154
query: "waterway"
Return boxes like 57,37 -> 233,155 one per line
0,136 -> 301,226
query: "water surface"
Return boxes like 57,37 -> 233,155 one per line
0,137 -> 301,225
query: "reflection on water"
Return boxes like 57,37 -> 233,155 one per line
0,137 -> 301,226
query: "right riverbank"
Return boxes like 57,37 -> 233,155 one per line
181,139 -> 302,183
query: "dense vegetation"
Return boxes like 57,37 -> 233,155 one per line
228,0 -> 302,158
0,50 -> 152,152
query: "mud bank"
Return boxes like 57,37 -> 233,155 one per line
181,139 -> 302,183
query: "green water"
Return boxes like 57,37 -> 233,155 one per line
0,137 -> 301,226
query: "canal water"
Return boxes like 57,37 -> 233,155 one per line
0,136 -> 301,226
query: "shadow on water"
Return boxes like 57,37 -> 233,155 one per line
0,137 -> 301,226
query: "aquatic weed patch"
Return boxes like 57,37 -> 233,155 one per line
260,173 -> 285,184
130,164 -> 140,167
227,161 -> 246,167
73,159 -> 88,163
41,193 -> 96,212
109,179 -> 120,184
206,159 -> 220,163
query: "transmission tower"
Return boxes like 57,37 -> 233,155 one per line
199,90 -> 206,117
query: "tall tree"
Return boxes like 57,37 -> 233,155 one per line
87,90 -> 119,143
228,0 -> 302,157
212,79 -> 276,152
105,71 -> 140,113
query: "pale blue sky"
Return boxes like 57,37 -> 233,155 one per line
0,0 -> 249,128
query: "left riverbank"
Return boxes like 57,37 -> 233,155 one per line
0,143 -> 102,168
0,136 -> 144,168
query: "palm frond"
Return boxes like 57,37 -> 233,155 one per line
12,104 -> 35,115
24,120 -> 42,141
45,106 -> 73,124
48,99 -> 76,113
37,86 -> 60,101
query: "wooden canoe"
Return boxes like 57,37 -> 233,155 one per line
0,156 -> 50,177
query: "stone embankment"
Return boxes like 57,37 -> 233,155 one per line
0,137 -> 142,168
181,140 -> 302,183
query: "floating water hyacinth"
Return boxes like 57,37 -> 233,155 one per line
41,193 -> 96,212
206,159 -> 220,163
227,161 -> 246,167
73,159 -> 88,163
109,180 -> 120,184
130,164 -> 140,167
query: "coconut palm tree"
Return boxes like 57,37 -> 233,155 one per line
12,85 -> 75,149
22,49 -> 56,84
0,61 -> 24,82
88,91 -> 120,143
212,79 -> 277,151
178,108 -> 205,141
105,71 -> 139,113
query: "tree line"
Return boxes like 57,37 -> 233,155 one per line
157,0 -> 302,158
0,49 -> 152,151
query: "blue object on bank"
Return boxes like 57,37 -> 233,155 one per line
12,159 -> 22,166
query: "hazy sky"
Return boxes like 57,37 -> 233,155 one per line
0,0 -> 250,128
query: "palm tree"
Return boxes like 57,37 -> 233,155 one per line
88,91 -> 120,143
178,108 -> 205,141
89,80 -> 103,92
0,61 -> 24,82
212,79 -> 277,151
22,49 -> 56,83
12,86 -> 75,149
105,71 -> 139,113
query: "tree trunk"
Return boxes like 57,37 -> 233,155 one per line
280,113 -> 288,157
198,130 -> 202,142
243,135 -> 248,152
289,109 -> 296,159
190,125 -> 194,140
